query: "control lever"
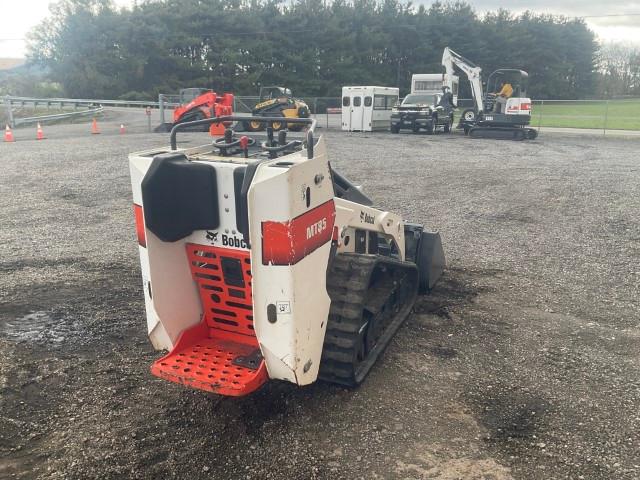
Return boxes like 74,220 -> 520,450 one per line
213,130 -> 255,156
261,140 -> 302,159
240,136 -> 249,158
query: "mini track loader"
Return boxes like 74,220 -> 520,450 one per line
129,116 -> 445,396
156,88 -> 234,133
243,87 -> 310,132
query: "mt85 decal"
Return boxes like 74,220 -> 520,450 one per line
261,200 -> 336,265
306,218 -> 328,240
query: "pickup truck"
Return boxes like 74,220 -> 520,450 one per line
390,93 -> 454,134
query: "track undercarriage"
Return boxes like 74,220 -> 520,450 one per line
320,254 -> 419,386
467,125 -> 538,140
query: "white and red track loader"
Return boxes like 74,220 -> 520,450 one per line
129,116 -> 445,396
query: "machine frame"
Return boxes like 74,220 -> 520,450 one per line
129,116 -> 445,395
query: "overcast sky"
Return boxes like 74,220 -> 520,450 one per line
1,0 -> 638,58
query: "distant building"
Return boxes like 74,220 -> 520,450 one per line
0,58 -> 26,71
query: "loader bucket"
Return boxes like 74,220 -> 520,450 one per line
417,232 -> 446,293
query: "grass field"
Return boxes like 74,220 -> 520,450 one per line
532,98 -> 640,130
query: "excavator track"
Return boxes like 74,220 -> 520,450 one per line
469,126 -> 538,140
319,253 -> 419,386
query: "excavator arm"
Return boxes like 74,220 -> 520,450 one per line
442,47 -> 484,114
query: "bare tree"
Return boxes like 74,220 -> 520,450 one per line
597,42 -> 640,97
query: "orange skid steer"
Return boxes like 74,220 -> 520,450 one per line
157,88 -> 234,135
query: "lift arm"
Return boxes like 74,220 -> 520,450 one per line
442,47 -> 484,113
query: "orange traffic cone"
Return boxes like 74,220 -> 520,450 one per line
91,118 -> 100,135
4,125 -> 14,142
120,124 -> 126,134
36,123 -> 45,140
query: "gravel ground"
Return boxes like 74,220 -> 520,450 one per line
1,109 -> 639,479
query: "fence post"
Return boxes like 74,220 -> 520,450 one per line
326,99 -> 329,129
4,96 -> 14,128
159,94 -> 165,125
603,99 -> 609,136
536,99 -> 543,132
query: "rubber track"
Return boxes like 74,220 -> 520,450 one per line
319,253 -> 418,386
469,126 -> 537,140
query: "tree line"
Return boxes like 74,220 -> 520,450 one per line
596,43 -> 640,97
21,0 -> 600,100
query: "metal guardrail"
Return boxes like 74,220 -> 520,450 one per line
4,94 -> 158,128
4,95 -> 159,109
13,106 -> 104,127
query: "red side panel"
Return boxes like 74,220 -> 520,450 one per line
261,199 -> 336,265
150,244 -> 267,396
133,204 -> 146,248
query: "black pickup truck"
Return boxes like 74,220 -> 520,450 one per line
390,93 -> 454,134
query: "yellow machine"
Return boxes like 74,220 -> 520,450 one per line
244,87 -> 310,131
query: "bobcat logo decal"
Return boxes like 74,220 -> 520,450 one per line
360,211 -> 375,224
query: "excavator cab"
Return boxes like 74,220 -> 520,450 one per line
483,69 -> 529,112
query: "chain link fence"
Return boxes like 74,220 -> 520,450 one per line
234,96 -> 640,133
531,99 -> 640,133
9,93 -> 635,134
318,97 -> 640,133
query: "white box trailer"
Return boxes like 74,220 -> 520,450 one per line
341,86 -> 399,132
411,74 -> 459,105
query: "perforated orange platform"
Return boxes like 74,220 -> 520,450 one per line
150,244 -> 268,396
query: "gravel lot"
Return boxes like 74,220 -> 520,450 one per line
1,109 -> 639,479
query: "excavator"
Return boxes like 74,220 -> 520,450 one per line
129,115 -> 445,396
442,47 -> 538,140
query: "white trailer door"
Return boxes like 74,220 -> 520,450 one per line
341,94 -> 351,131
362,95 -> 373,131
351,95 -> 363,131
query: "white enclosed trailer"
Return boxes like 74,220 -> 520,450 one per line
341,86 -> 399,132
411,74 -> 459,105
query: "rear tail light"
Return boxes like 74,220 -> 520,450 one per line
134,204 -> 146,247
520,103 -> 531,111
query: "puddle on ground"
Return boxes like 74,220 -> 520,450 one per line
1,311 -> 80,345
